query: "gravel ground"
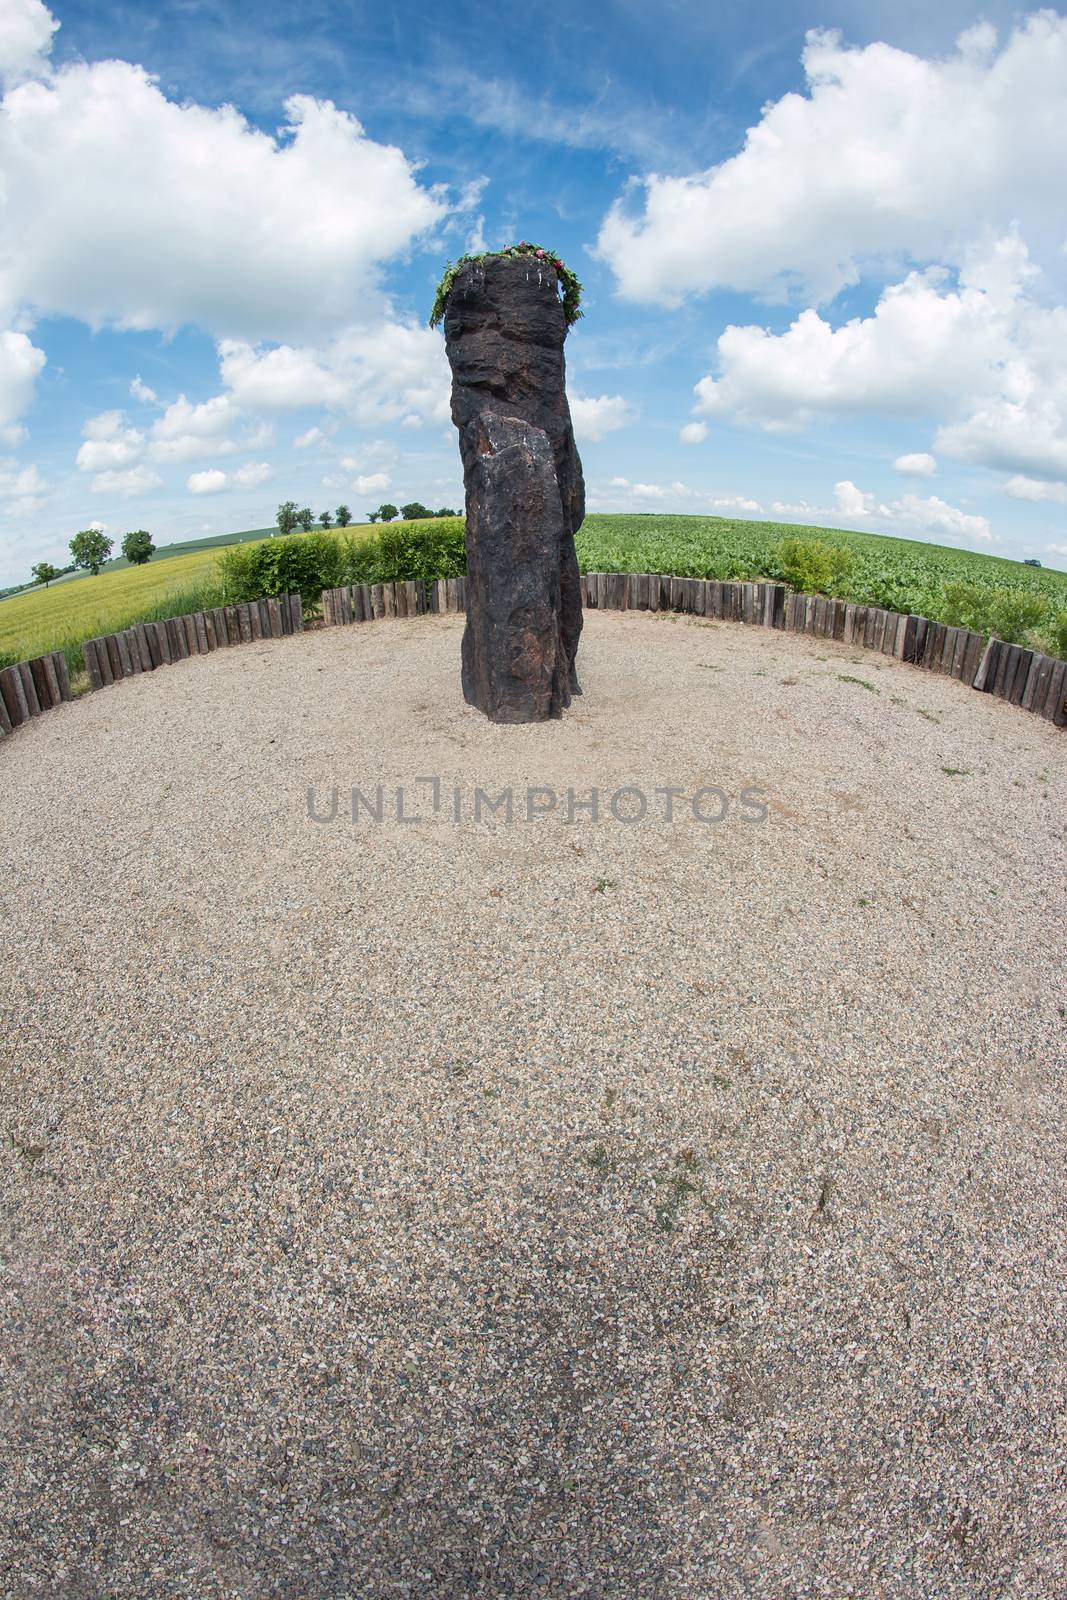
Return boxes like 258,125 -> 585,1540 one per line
1,610 -> 1065,1600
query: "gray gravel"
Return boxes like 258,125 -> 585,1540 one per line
1,610 -> 1065,1599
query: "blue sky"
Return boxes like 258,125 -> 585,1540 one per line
1,0 -> 1066,584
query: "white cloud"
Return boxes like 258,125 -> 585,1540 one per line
693,238 -> 1037,432
568,392 -> 634,443
935,389 -> 1067,480
0,49 -> 447,344
0,327 -> 46,441
709,494 -> 762,512
597,15 -> 1067,306
680,421 -> 708,445
294,425 -> 325,449
232,461 -> 273,488
1004,474 -> 1067,503
76,410 -> 146,471
148,393 -> 240,463
130,374 -> 158,404
91,464 -> 163,497
690,235 -> 1067,483
218,320 -> 451,426
0,458 -> 45,517
352,471 -> 391,495
769,480 -> 996,546
894,452 -> 937,477
0,0 -> 57,90
187,469 -> 228,495
593,476 -> 699,509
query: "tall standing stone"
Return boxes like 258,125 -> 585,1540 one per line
443,254 -> 584,723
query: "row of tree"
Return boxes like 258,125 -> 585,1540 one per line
28,498 -> 465,591
31,527 -> 155,586
275,501 -> 458,535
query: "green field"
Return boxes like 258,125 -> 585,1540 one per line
0,524 -> 375,668
574,515 -> 1067,615
3,513 -> 1065,674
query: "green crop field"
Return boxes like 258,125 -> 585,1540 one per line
4,513 -> 1065,675
574,514 -> 1067,615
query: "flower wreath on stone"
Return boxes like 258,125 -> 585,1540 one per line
429,242 -> 584,330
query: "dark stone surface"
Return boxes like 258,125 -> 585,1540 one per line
443,254 -> 584,722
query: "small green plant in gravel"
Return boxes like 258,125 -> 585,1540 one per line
838,675 -> 878,692
942,767 -> 971,777
585,1142 -> 616,1176
654,1150 -> 704,1233
592,878 -> 617,894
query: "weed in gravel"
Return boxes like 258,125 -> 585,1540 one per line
655,1150 -> 704,1233
838,674 -> 878,692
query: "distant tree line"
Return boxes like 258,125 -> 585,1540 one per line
275,500 -> 458,535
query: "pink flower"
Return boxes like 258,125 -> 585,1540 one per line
535,248 -> 545,258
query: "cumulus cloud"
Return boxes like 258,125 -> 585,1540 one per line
129,374 -> 158,404
232,461 -> 273,488
767,480 -> 995,546
690,235 -> 1067,482
1004,474 -> 1067,503
0,50 -> 449,343
568,392 -> 634,443
680,422 -> 708,445
75,411 -> 146,472
217,321 -> 451,427
894,452 -> 937,477
0,456 -> 45,515
91,464 -> 163,497
351,471 -> 391,495
187,469 -> 228,495
597,15 -> 1067,306
148,394 -> 241,464
0,0 -> 57,90
0,328 -> 46,441
294,425 -> 325,449
693,238 -> 1039,430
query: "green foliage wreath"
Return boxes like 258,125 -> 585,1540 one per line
430,241 -> 584,329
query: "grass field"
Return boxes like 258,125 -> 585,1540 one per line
3,514 -> 1065,673
0,524 -> 374,668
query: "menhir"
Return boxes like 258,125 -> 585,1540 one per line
443,254 -> 584,723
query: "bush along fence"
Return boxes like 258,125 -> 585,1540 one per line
321,573 -> 1066,727
0,594 -> 303,738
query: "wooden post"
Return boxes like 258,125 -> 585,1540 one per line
267,599 -> 283,639
0,665 -> 29,724
52,652 -> 72,702
114,632 -> 134,679
972,636 -> 999,691
290,593 -> 303,632
0,681 -> 11,735
1041,659 -> 1066,723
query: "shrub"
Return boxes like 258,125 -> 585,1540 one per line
345,518 -> 466,586
216,531 -> 347,610
942,581 -> 1050,644
771,537 -> 855,596
1040,609 -> 1067,661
